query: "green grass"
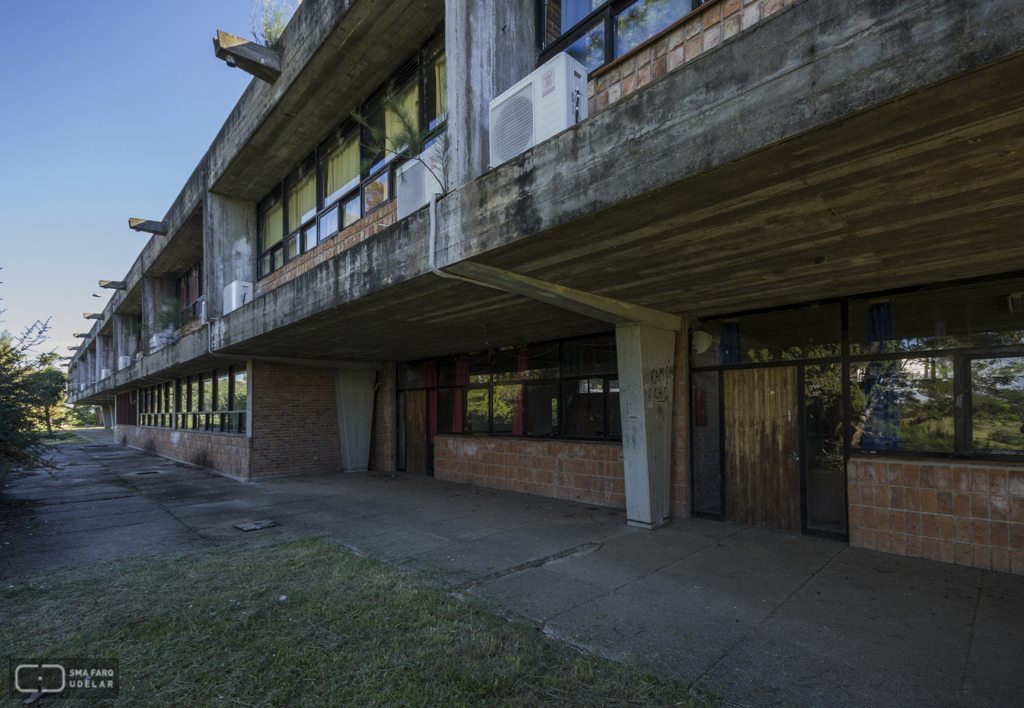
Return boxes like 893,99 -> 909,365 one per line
1,537 -> 717,707
39,430 -> 92,446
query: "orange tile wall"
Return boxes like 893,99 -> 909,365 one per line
116,424 -> 251,479
848,458 -> 1024,575
434,436 -> 626,509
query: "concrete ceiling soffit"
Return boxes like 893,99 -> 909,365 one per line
445,261 -> 682,332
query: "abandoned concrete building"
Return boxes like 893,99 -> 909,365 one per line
67,0 -> 1024,575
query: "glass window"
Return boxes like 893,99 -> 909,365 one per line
342,196 -> 361,228
805,364 -> 845,532
436,387 -> 463,434
615,0 -> 691,58
232,368 -> 248,411
424,49 -> 447,131
260,199 -> 283,252
696,305 -> 842,367
850,358 -> 955,453
386,80 -> 420,155
465,388 -> 490,433
363,171 -> 389,214
324,134 -> 360,207
565,20 -> 607,73
493,344 -> 560,382
493,384 -> 523,434
971,357 -> 1024,454
285,233 -> 300,261
287,170 -> 317,233
561,333 -> 617,377
525,383 -> 559,436
556,0 -> 606,33
318,205 -> 339,242
216,369 -> 230,411
562,378 -> 606,439
201,372 -> 213,412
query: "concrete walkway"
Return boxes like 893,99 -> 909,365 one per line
1,442 -> 1021,708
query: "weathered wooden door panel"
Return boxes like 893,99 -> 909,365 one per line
406,390 -> 428,475
724,367 -> 801,531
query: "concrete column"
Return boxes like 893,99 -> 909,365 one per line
446,0 -> 535,189
204,192 -> 257,320
113,314 -> 138,367
142,276 -> 158,352
101,403 -> 113,430
97,335 -> 114,378
616,324 -> 676,529
333,368 -> 376,473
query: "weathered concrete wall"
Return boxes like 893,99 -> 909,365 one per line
446,0 -> 535,188
434,435 -> 626,509
204,192 -> 257,320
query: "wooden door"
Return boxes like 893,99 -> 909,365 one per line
405,390 -> 428,475
724,367 -> 801,531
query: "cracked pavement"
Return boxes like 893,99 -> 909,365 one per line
1,433 -> 1022,708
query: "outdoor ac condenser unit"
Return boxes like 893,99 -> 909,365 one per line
101,368 -> 112,380
223,280 -> 253,314
488,52 -> 588,169
396,140 -> 445,221
118,355 -> 131,370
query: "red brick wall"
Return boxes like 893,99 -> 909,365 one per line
255,201 -> 397,299
250,362 -> 342,477
848,458 -> 1024,576
434,436 -> 626,509
588,0 -> 795,116
116,425 -> 251,479
368,363 -> 396,472
670,329 -> 689,518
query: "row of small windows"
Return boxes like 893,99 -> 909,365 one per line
138,364 -> 248,435
257,31 -> 446,280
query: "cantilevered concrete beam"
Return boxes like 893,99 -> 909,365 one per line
83,313 -> 103,320
128,218 -> 168,235
213,30 -> 282,84
445,261 -> 682,331
99,280 -> 127,290
74,333 -> 88,338
67,346 -> 81,352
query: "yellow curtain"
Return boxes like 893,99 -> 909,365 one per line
287,172 -> 316,232
263,200 -> 283,249
386,82 -> 419,153
325,136 -> 359,200
434,54 -> 446,120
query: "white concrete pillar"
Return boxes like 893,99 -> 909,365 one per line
333,369 -> 376,472
616,324 -> 676,528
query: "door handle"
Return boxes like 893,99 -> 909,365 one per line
790,451 -> 800,461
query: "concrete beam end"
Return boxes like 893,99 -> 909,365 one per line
214,30 -> 282,84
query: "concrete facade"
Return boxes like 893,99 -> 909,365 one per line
66,0 -> 1024,576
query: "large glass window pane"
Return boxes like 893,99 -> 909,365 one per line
805,364 -> 846,532
424,50 -> 447,131
561,333 -> 616,377
362,171 -> 389,213
971,357 -> 1024,454
386,80 -> 420,155
525,383 -> 559,436
287,170 -> 317,232
260,200 -> 283,252
565,20 -> 606,73
324,134 -> 360,206
616,0 -> 691,58
342,196 -> 361,227
436,387 -> 463,434
562,378 -> 606,438
850,358 -> 955,453
607,378 -> 621,438
232,368 -> 248,411
850,281 -> 1024,354
216,369 -> 230,411
493,384 -> 523,434
201,372 -> 213,412
318,206 -> 339,242
493,343 -> 560,382
560,0 -> 606,33
465,388 -> 490,433
696,305 -> 842,367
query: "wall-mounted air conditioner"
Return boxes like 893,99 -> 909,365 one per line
224,281 -> 253,314
396,139 -> 446,221
488,52 -> 589,169
118,355 -> 131,370
101,367 -> 112,379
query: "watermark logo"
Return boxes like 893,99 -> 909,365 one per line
8,659 -> 118,700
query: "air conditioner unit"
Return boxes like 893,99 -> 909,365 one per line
118,355 -> 131,370
488,52 -> 589,169
223,281 -> 253,314
396,140 -> 446,221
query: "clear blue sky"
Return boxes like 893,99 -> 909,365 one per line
0,0 -> 259,361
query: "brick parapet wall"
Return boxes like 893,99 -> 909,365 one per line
848,458 -> 1024,575
434,436 -> 626,509
368,363 -> 396,472
250,362 -> 343,477
670,329 -> 689,518
588,0 -> 795,116
255,201 -> 397,299
115,424 -> 251,479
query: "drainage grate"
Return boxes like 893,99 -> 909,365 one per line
235,519 -> 277,532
